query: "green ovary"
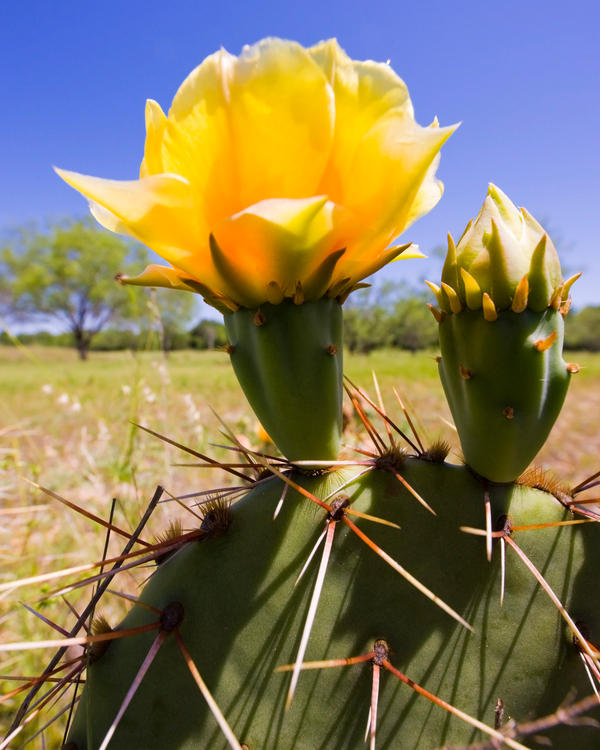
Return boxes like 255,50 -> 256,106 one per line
438,308 -> 571,482
224,298 -> 343,461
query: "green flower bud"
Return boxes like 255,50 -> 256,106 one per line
437,184 -> 578,314
432,185 -> 582,483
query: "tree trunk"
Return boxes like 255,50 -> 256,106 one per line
73,328 -> 89,360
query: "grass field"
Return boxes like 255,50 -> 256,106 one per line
1,345 -> 599,745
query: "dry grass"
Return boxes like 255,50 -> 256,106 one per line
1,345 -> 598,746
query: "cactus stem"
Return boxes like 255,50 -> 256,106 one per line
381,658 -> 529,750
482,293 -> 498,321
534,330 -> 557,352
441,282 -> 463,314
503,535 -> 599,666
286,518 -> 337,709
511,275 -> 529,313
174,630 -> 244,750
278,636 -> 527,750
427,303 -> 446,323
342,515 -> 471,630
97,630 -> 167,750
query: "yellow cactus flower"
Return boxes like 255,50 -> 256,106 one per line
57,38 -> 456,311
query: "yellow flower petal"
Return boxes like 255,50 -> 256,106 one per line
342,114 -> 456,240
118,263 -> 203,293
118,264 -> 239,314
210,196 -> 357,307
54,167 -> 220,288
163,40 -> 334,226
160,48 -> 239,224
310,39 -> 412,204
225,39 -> 334,208
140,99 -> 167,178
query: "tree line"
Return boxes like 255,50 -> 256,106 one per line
1,219 -> 598,357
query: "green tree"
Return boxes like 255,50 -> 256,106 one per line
144,287 -> 198,353
1,218 -> 148,359
189,319 -> 228,349
390,294 -> 438,351
564,306 -> 600,351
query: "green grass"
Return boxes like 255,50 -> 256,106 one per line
1,345 -> 599,745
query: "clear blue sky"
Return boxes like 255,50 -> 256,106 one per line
3,0 -> 599,317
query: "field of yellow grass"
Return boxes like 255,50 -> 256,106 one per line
1,345 -> 599,745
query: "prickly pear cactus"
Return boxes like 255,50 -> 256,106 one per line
63,461 -> 600,749
56,186 -> 600,750
9,38 -> 599,750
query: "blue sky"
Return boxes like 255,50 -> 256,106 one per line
3,0 -> 599,319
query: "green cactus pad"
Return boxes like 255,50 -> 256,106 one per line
66,461 -> 599,749
224,298 -> 343,461
438,308 -> 571,482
